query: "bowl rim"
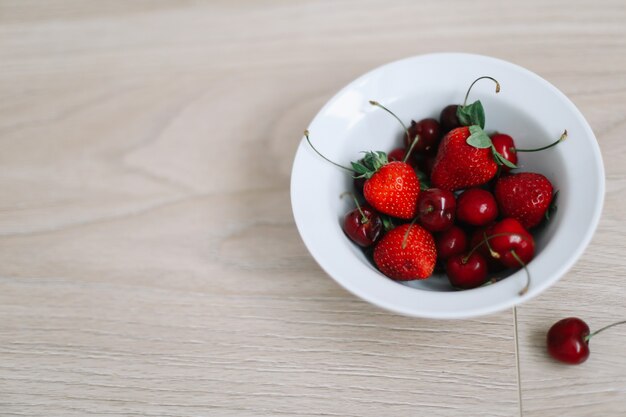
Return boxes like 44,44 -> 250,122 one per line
290,52 -> 605,319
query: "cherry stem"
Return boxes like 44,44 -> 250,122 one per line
370,100 -> 419,162
340,192 -> 368,224
585,320 -> 626,342
515,130 -> 568,153
511,250 -> 530,296
304,130 -> 352,172
462,76 -> 501,107
462,232 -> 519,263
403,132 -> 421,163
401,217 -> 419,250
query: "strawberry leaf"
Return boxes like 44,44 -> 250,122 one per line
352,151 -> 388,179
491,148 -> 517,169
415,169 -> 431,190
457,100 -> 486,129
381,215 -> 395,231
466,125 -> 492,148
546,190 -> 559,220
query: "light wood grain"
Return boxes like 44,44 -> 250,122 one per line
0,0 -> 625,416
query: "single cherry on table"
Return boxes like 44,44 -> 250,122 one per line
547,317 -> 626,365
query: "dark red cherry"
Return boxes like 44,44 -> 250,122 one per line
405,118 -> 442,154
547,318 -> 590,365
469,226 -> 506,273
342,205 -> 383,247
387,147 -> 407,162
418,155 -> 437,178
440,105 -> 461,132
456,188 -> 499,226
489,218 -> 535,268
416,188 -> 456,232
436,226 -> 468,261
446,252 -> 488,289
491,133 -> 518,173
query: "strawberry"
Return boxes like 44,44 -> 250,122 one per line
494,172 -> 554,229
430,127 -> 499,191
373,223 -> 436,280
353,152 -> 420,220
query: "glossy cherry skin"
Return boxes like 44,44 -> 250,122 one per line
456,188 -> 499,226
489,218 -> 535,268
342,206 -> 383,247
440,104 -> 461,132
416,188 -> 456,232
446,252 -> 488,289
405,118 -> 442,154
388,147 -> 407,162
436,226 -> 468,261
491,133 -> 518,173
547,317 -> 590,365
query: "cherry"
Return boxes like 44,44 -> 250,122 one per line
456,188 -> 499,226
436,226 -> 468,261
488,218 -> 535,294
469,227 -> 506,272
491,134 -> 518,173
547,318 -> 590,365
388,147 -> 407,162
342,202 -> 383,247
416,188 -> 456,232
405,118 -> 442,154
491,130 -> 568,173
439,105 -> 460,132
489,218 -> 535,268
446,252 -> 488,289
547,318 -> 626,365
353,176 -> 366,194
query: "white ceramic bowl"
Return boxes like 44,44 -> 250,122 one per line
290,53 -> 604,319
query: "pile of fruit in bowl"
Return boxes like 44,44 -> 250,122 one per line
306,77 -> 566,295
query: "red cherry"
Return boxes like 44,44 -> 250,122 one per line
388,147 -> 407,162
456,188 -> 499,226
489,218 -> 535,268
547,318 -> 590,365
446,252 -> 488,289
436,226 -> 468,261
469,227 -> 506,272
416,188 -> 456,232
491,133 -> 518,173
440,105 -> 461,132
342,205 -> 383,247
406,118 -> 442,154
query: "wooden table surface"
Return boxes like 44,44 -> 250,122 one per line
1,1 -> 626,416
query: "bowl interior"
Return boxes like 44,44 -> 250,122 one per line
291,53 -> 603,318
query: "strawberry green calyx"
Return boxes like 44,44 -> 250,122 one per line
351,151 -> 389,179
466,125 -> 517,169
457,76 -> 501,129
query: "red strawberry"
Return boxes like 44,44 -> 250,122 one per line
373,223 -> 436,280
354,152 -> 420,220
494,172 -> 554,229
431,127 -> 499,191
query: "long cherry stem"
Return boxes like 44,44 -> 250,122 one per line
369,100 -> 410,144
585,320 -> 626,342
340,192 -> 368,224
462,232 -> 520,263
304,130 -> 352,172
401,217 -> 419,250
515,130 -> 568,153
462,76 -> 501,107
511,250 -> 530,296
